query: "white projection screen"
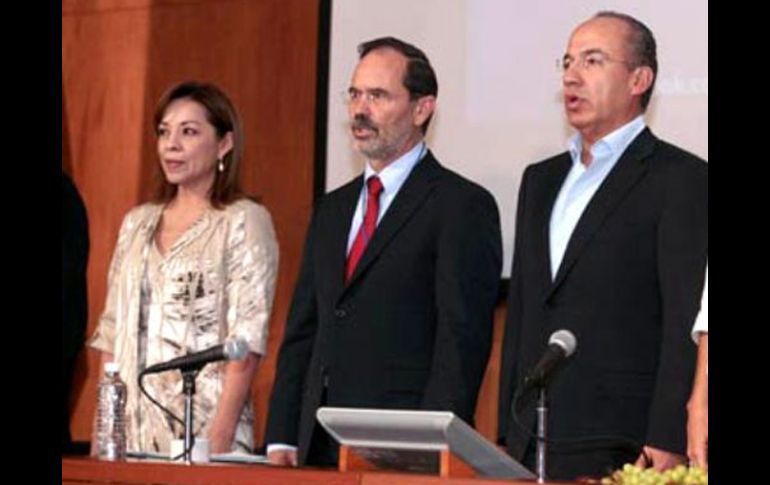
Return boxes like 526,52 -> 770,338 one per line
324,0 -> 708,277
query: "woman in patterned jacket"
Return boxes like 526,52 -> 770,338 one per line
89,81 -> 279,455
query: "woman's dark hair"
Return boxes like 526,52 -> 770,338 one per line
152,81 -> 244,207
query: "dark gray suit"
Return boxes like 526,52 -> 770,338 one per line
266,152 -> 502,465
499,129 -> 708,479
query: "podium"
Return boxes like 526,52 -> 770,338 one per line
316,407 -> 535,480
63,456 -> 585,485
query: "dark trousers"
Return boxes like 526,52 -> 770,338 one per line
304,386 -> 339,468
522,437 -> 639,481
305,422 -> 339,467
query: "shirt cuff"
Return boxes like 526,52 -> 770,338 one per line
266,443 -> 298,455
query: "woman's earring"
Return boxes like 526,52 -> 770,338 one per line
218,158 -> 225,172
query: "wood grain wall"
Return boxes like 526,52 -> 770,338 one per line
63,0 -> 320,447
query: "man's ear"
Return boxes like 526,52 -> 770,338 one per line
630,66 -> 654,97
413,95 -> 436,127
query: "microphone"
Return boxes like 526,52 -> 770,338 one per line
141,338 -> 249,375
522,329 -> 577,392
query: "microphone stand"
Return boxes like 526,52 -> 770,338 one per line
535,387 -> 548,483
181,369 -> 200,465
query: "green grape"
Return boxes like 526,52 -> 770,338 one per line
603,463 -> 708,485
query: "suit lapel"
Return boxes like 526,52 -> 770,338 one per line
536,155 -> 572,291
343,152 -> 442,291
327,178 -> 363,299
547,128 -> 656,299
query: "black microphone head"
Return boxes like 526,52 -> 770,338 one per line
549,329 -> 577,357
223,337 -> 249,361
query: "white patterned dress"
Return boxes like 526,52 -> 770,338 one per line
89,199 -> 278,453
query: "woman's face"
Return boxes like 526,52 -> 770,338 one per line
156,98 -> 232,195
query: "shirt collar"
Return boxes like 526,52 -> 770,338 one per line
567,115 -> 646,167
363,141 -> 426,194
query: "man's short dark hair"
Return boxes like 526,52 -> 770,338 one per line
595,11 -> 658,111
358,36 -> 438,133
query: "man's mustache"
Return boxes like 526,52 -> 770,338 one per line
351,114 -> 378,133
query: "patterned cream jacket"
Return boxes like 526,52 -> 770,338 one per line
90,198 -> 279,453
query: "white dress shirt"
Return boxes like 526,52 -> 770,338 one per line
692,266 -> 708,342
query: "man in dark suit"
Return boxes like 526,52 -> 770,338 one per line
266,37 -> 502,467
498,12 -> 708,480
62,172 -> 89,452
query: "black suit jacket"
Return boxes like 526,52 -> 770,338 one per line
62,173 -> 89,449
499,129 -> 708,479
266,152 -> 502,464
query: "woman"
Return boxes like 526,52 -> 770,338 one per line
89,81 -> 279,454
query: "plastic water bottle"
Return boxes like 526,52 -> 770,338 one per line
93,362 -> 127,460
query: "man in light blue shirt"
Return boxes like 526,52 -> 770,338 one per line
499,11 -> 708,480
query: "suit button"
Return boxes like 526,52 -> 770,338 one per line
335,308 -> 347,318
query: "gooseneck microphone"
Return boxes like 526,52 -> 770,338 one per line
140,337 -> 249,375
522,329 -> 577,393
520,330 -> 576,482
509,330 -> 644,481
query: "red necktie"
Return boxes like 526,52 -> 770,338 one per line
346,176 -> 384,282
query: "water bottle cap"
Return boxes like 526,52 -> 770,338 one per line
104,362 -> 119,374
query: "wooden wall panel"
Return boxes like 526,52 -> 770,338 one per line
63,0 -> 154,442
63,0 -> 319,447
62,84 -> 71,175
474,303 -> 506,443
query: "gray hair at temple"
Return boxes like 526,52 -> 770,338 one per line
595,11 -> 658,111
357,36 -> 438,134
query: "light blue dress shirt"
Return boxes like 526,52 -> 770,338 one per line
346,141 -> 427,254
549,116 -> 646,279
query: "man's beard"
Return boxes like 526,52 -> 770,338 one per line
351,114 -> 402,161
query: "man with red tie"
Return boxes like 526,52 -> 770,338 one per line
265,37 -> 502,467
